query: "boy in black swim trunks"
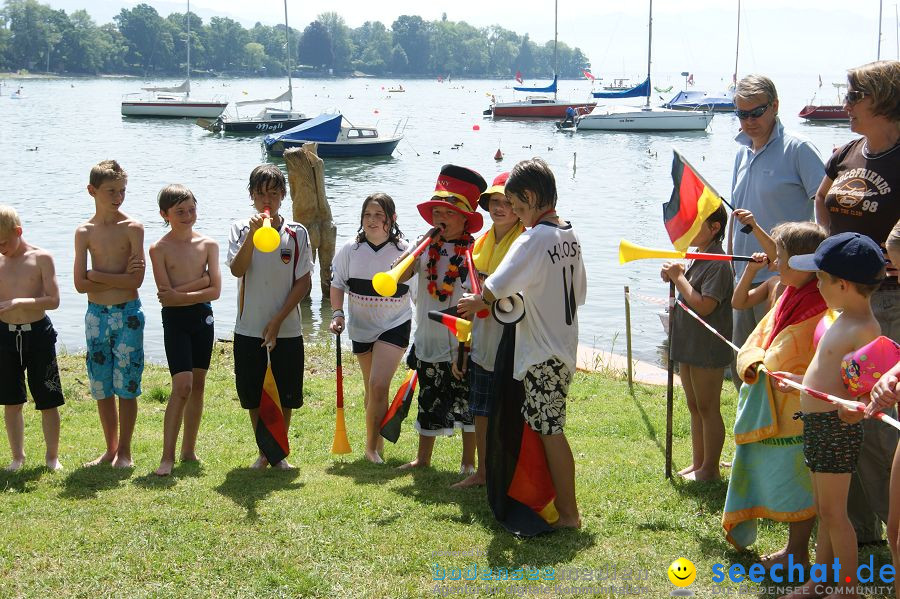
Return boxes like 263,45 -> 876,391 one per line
774,232 -> 886,599
0,205 -> 64,472
149,185 -> 221,476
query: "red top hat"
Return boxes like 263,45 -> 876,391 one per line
417,164 -> 486,233
478,172 -> 510,211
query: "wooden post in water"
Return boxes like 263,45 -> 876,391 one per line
573,151 -> 577,176
624,286 -> 633,391
665,280 -> 675,479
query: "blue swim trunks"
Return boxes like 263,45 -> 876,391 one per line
85,299 -> 144,400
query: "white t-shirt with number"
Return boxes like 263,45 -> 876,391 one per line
484,222 -> 586,380
226,218 -> 313,338
331,238 -> 412,343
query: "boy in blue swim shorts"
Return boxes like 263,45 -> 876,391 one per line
75,159 -> 146,468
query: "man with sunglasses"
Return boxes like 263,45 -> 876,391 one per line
729,75 -> 825,395
812,59 -> 900,552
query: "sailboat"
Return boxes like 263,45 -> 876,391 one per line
198,0 -> 307,133
121,0 -> 227,118
576,0 -> 714,131
486,0 -> 595,119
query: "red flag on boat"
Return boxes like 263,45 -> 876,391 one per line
515,70 -> 523,83
818,74 -> 823,88
664,150 -> 723,253
581,68 -> 596,81
255,351 -> 289,465
688,73 -> 695,86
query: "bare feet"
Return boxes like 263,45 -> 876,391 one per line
5,457 -> 25,472
720,461 -> 733,468
451,472 -> 486,489
154,460 -> 175,476
250,455 -> 269,469
459,464 -> 476,476
45,458 -> 63,472
111,454 -> 134,469
677,464 -> 697,477
84,451 -> 115,467
760,549 -> 809,570
179,452 -> 199,462
272,459 -> 294,470
683,469 -> 720,482
398,459 -> 429,470
364,450 -> 384,464
553,516 -> 583,529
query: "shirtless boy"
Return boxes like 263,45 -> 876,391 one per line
149,184 -> 221,476
74,159 -> 145,468
0,205 -> 64,471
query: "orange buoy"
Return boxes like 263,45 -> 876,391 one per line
494,148 -> 503,161
472,124 -> 480,131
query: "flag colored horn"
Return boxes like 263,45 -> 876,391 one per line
372,226 -> 441,297
427,310 -> 472,342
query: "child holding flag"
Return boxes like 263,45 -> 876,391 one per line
661,204 -> 733,481
396,165 -> 486,481
227,165 -> 312,469
475,158 -> 587,528
456,172 -> 524,488
329,193 -> 411,464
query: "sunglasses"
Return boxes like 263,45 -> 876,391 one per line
734,103 -> 770,120
844,90 -> 867,104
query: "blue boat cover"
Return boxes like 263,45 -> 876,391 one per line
264,113 -> 342,145
663,90 -> 735,109
513,76 -> 558,93
592,77 -> 650,98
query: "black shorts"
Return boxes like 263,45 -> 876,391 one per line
233,333 -> 304,410
352,320 -> 411,355
0,317 -> 65,410
162,303 -> 215,376
802,410 -> 863,474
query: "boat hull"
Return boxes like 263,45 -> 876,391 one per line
798,105 -> 849,122
207,117 -> 310,133
577,108 -> 713,131
491,102 -> 596,119
266,137 -> 402,158
122,101 -> 228,118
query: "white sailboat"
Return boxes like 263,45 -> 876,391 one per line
198,0 -> 306,133
576,0 -> 713,131
121,0 -> 227,118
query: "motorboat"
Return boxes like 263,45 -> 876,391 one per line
263,113 -> 404,158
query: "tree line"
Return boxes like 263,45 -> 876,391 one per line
0,0 -> 592,78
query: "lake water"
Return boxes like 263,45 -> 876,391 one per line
0,76 -> 855,366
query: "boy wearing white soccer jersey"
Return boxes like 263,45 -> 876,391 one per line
478,158 -> 587,528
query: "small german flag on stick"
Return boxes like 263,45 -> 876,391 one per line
664,150 -> 725,252
256,350 -> 289,465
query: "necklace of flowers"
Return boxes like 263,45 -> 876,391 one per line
426,233 -> 473,301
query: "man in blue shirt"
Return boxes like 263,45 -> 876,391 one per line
728,75 -> 824,388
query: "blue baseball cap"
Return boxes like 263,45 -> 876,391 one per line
789,232 -> 885,285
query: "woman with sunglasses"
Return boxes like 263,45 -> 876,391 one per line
812,59 -> 900,555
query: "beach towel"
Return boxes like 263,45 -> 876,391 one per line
723,280 -> 825,549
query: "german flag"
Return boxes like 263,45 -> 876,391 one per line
256,355 -> 289,465
486,325 -> 558,537
380,369 -> 418,444
664,150 -> 723,252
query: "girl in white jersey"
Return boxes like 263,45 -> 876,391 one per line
330,193 -> 411,463
473,158 -> 587,529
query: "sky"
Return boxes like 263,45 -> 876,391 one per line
38,0 -> 900,82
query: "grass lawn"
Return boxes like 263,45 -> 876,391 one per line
0,341 -> 892,598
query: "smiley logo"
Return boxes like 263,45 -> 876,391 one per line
668,558 -> 696,587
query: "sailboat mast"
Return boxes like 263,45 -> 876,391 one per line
646,0 -> 652,108
186,0 -> 191,96
878,0 -> 884,59
284,0 -> 293,110
733,0 -> 741,85
554,0 -> 558,102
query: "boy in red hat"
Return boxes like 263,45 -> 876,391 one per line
396,165 -> 486,483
